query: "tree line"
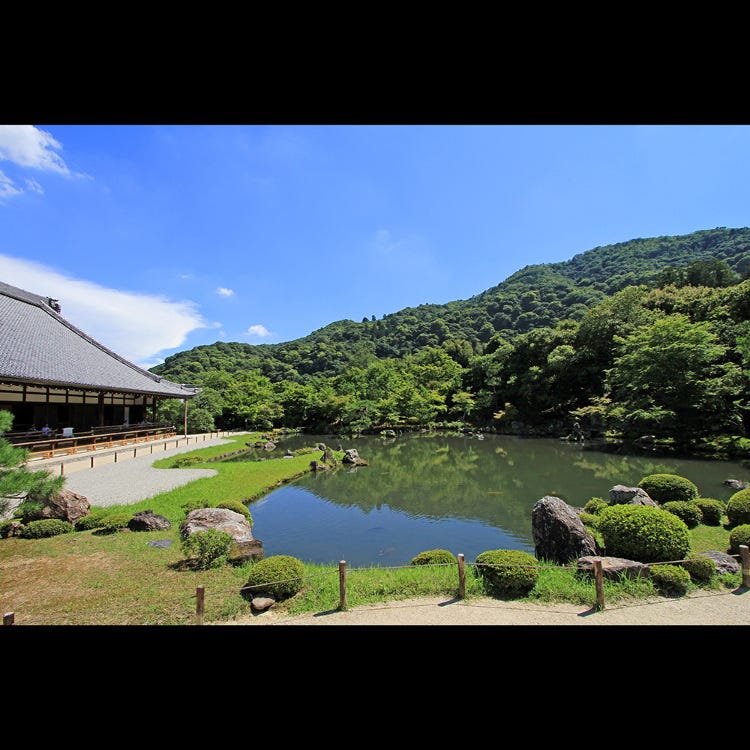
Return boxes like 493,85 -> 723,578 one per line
153,227 -> 750,455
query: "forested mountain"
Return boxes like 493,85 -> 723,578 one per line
152,227 -> 750,454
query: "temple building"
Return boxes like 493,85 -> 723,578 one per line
0,280 -> 199,436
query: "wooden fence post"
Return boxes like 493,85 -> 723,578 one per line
741,545 -> 750,588
114,451 -> 117,463
3,612 -> 14,625
90,456 -> 95,469
196,585 -> 205,625
458,553 -> 466,599
339,560 -> 347,611
594,558 -> 605,611
60,463 -> 64,476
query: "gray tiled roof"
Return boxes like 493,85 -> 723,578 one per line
0,281 -> 198,398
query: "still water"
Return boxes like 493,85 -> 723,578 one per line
235,433 -> 749,568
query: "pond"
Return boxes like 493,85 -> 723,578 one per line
234,433 -> 749,568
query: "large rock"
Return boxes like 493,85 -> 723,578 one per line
723,479 -> 749,490
532,495 -> 598,564
33,489 -> 91,524
609,485 -> 658,506
702,550 -> 741,576
343,448 -> 368,466
577,556 -> 649,580
128,510 -> 171,532
228,540 -> 265,565
180,507 -> 254,543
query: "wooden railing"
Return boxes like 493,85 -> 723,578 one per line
8,424 -> 177,459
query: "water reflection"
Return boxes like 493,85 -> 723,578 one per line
238,433 -> 749,567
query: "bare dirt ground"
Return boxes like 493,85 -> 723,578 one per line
219,588 -> 749,626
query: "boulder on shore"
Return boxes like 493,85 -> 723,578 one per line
180,507 -> 254,543
532,495 -> 598,564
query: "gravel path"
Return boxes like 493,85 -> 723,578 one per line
59,436 -> 234,507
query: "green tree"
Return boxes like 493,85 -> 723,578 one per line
604,314 -> 744,445
0,410 -> 64,516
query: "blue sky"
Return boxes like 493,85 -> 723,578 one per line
1,124 -> 749,370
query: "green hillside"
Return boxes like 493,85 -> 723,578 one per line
151,227 -> 750,454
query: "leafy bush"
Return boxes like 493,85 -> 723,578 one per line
171,455 -> 203,468
181,499 -> 211,516
215,500 -> 253,524
410,549 -> 456,566
96,513 -> 133,534
182,529 -> 233,570
726,489 -> 750,527
598,505 -> 690,563
728,524 -> 750,555
583,497 -> 609,514
16,500 -> 43,524
661,501 -> 703,529
649,564 -> 691,596
243,555 -> 305,600
682,553 -> 715,585
75,509 -> 109,531
693,498 -> 725,526
474,549 -> 539,598
638,474 -> 699,504
21,518 -> 73,538
578,512 -> 600,529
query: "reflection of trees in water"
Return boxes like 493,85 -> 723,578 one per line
270,433 -> 746,537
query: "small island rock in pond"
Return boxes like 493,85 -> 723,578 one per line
342,448 -> 368,466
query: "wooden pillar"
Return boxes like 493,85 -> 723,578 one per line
741,545 -> 750,588
458,553 -> 466,599
195,585 -> 205,625
183,399 -> 188,437
339,560 -> 347,611
594,558 -> 605,611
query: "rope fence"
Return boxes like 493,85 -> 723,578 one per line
5,545 -> 749,626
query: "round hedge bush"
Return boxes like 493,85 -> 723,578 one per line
728,524 -> 750,555
410,549 -> 456,566
243,555 -> 305,600
215,500 -> 253,525
682,553 -> 716,585
474,549 -> 539,597
75,509 -> 109,531
693,498 -> 725,527
637,474 -> 699,504
583,498 -> 609,514
649,564 -> 691,596
726,489 -> 750,527
578,512 -> 600,529
182,529 -> 233,570
598,504 -> 690,563
21,518 -> 73,538
661,501 -> 703,529
96,513 -> 133,534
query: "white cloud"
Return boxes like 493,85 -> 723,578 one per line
25,177 -> 44,194
216,287 -> 234,297
0,169 -> 22,198
246,324 -> 271,337
179,273 -> 194,279
0,255 -> 209,368
0,125 -> 71,175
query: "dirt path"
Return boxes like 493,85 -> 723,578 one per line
218,588 -> 749,626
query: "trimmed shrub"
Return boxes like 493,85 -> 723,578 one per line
22,518 -> 73,538
172,455 -> 203,468
243,555 -> 305,600
726,489 -> 750,527
650,564 -> 691,596
474,549 -> 539,598
583,497 -> 609,515
682,553 -> 716,585
728,524 -> 750,555
693,498 -> 725,526
215,500 -> 253,525
598,504 -> 690,563
96,513 -> 133,534
181,499 -> 211,516
579,512 -> 600,529
638,474 -> 699,504
410,549 -> 456,566
75,509 -> 109,531
182,529 -> 233,570
661,501 -> 703,529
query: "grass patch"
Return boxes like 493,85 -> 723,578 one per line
0,435 -> 743,625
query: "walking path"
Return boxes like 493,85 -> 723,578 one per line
35,432 -> 237,507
